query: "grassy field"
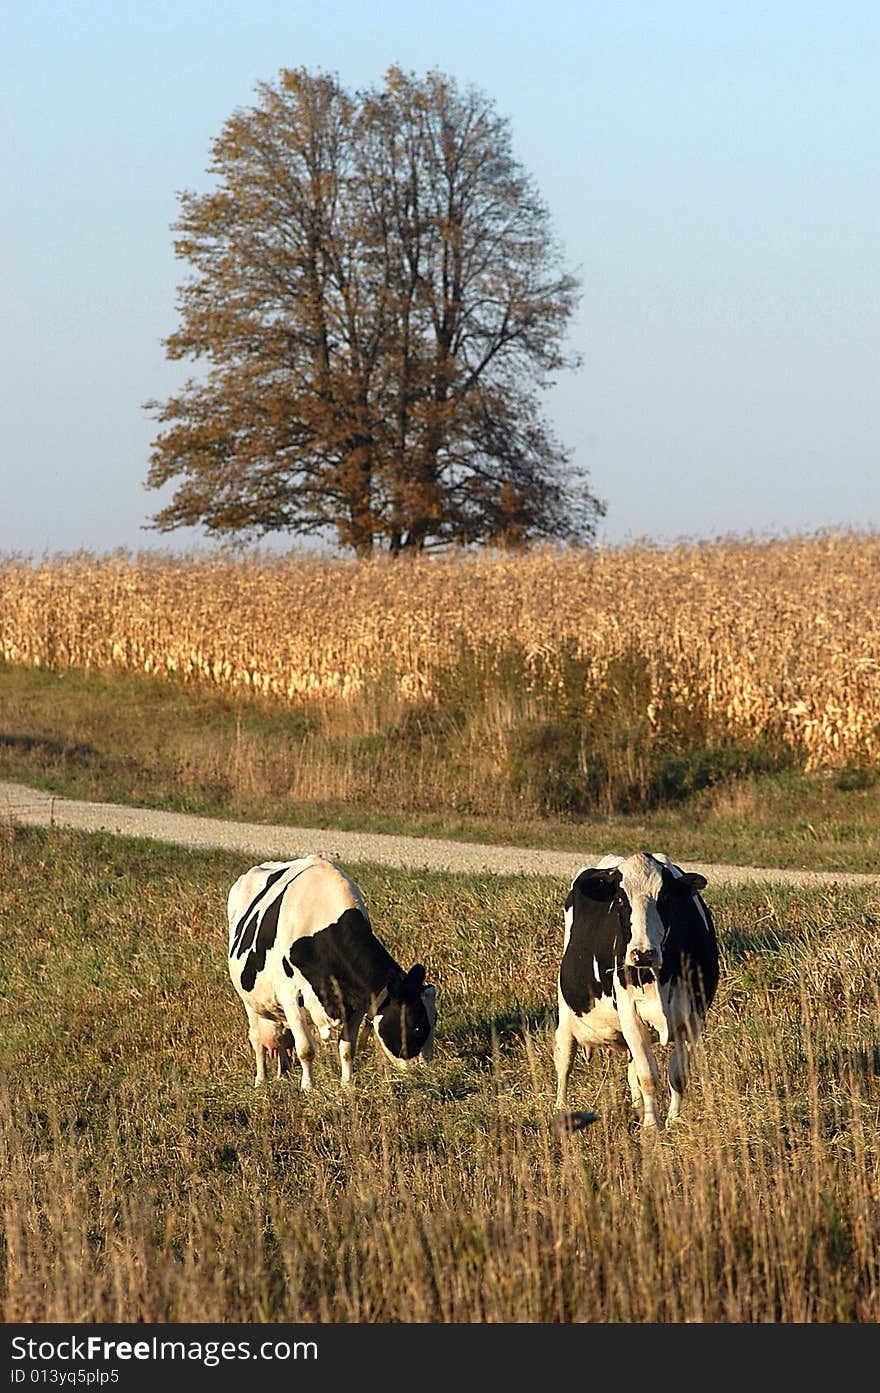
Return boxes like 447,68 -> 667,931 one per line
2,824 -> 879,1323
2,661 -> 880,873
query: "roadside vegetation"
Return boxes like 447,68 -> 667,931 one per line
2,825 -> 879,1322
1,658 -> 879,873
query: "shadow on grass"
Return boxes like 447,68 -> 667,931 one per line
0,732 -> 100,761
720,926 -> 791,962
819,1043 -> 880,1082
442,1004 -> 556,1068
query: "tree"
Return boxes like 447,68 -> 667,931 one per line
145,66 -> 604,555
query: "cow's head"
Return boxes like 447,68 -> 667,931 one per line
579,854 -> 707,972
372,964 -> 437,1068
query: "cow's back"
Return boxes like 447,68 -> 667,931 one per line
229,856 -> 365,946
227,856 -> 367,1000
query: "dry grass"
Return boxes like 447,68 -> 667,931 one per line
2,531 -> 879,772
2,825 -> 880,1323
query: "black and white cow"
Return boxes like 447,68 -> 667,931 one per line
554,851 -> 719,1131
227,855 -> 436,1089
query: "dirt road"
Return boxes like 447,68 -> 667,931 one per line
3,778 -> 879,890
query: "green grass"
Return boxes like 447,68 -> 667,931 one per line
2,662 -> 880,871
2,824 -> 880,1322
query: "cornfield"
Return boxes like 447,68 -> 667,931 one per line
2,531 -> 879,770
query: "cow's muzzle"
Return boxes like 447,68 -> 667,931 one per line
626,947 -> 660,969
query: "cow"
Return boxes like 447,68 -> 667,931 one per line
227,855 -> 436,1090
553,851 -> 719,1131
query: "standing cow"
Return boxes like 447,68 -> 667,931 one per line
554,851 -> 719,1131
227,855 -> 436,1089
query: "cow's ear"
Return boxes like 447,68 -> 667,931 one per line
404,963 -> 426,995
577,868 -> 621,901
676,872 -> 707,895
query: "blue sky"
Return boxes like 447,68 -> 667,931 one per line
3,1 -> 878,556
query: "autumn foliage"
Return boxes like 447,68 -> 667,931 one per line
144,67 -> 600,555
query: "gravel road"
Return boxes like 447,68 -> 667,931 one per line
3,778 -> 880,891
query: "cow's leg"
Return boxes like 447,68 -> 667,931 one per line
667,1017 -> 703,1123
276,1029 -> 294,1081
667,1040 -> 689,1123
283,1002 -> 317,1091
554,1005 -> 579,1109
617,998 -> 662,1130
356,1014 -> 373,1059
627,1056 -> 644,1121
338,1011 -> 362,1088
244,1004 -> 269,1088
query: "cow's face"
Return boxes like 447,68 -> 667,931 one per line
373,965 -> 436,1069
616,855 -> 667,969
580,855 -> 707,973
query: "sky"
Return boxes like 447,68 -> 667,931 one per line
2,0 -> 878,558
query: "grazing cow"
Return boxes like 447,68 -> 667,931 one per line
554,851 -> 719,1131
227,855 -> 436,1090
